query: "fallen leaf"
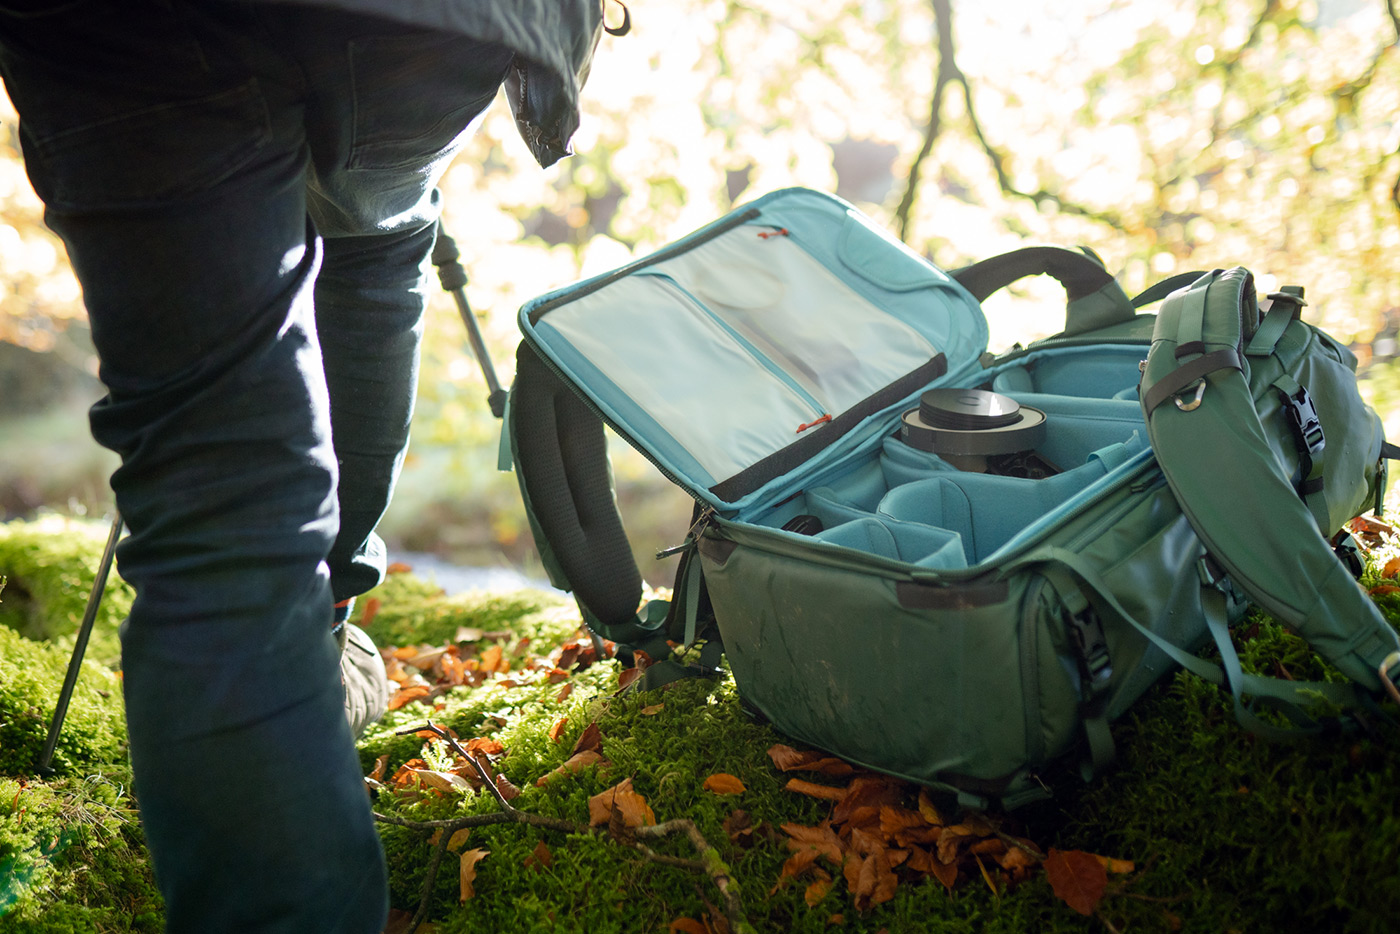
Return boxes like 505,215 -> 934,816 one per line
548,717 -> 568,743
534,749 -> 603,786
588,777 -> 656,828
618,667 -> 642,691
458,848 -> 489,901
571,722 -> 603,756
368,753 -> 389,783
407,768 -> 474,794
878,806 -> 928,839
455,626 -> 485,643
832,776 -> 903,825
387,684 -> 433,711
767,744 -> 855,777
916,788 -> 947,827
805,875 -> 833,907
446,828 -> 471,852
784,778 -> 847,801
1092,854 -> 1136,874
641,704 -> 665,715
723,809 -> 754,846
546,667 -> 571,683
1043,847 -> 1108,916
668,920 -> 709,934
480,644 -> 504,673
827,914 -> 844,926
555,682 -> 574,703
781,823 -> 844,863
386,561 -> 413,575
703,773 -> 746,795
524,840 -> 552,872
464,737 -> 505,758
358,597 -> 381,628
1368,584 -> 1400,596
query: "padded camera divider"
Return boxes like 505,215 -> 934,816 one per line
512,342 -> 643,627
813,516 -> 968,569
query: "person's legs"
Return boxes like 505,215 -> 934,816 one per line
0,3 -> 385,931
274,11 -> 514,603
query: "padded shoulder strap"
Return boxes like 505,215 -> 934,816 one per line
510,342 -> 644,631
1142,268 -> 1400,693
949,246 -> 1136,337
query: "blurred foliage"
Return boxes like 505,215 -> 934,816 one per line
3,0 -> 1399,551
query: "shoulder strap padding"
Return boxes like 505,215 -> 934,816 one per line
949,246 -> 1137,337
510,342 -> 643,627
1142,267 -> 1399,692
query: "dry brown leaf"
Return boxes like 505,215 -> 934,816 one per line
847,826 -> 886,858
1043,847 -> 1108,916
571,722 -> 603,756
480,644 -> 504,672
767,744 -> 855,777
407,769 -> 474,794
832,776 -> 903,825
446,828 -> 471,852
524,840 -> 552,873
668,920 -> 709,934
868,852 -> 899,909
533,749 -> 603,787
548,717 -> 568,743
617,667 -> 642,691
917,789 -> 947,827
556,682 -> 574,703
784,778 -> 847,801
458,847 -> 489,901
455,626 -> 485,643
641,703 -> 665,715
781,823 -> 844,863
804,875 -> 833,907
385,561 -> 413,575
386,684 -> 432,711
358,597 -> 381,628
588,777 -> 656,828
368,753 -> 389,783
878,806 -> 928,839
703,773 -> 746,795
724,809 -> 755,846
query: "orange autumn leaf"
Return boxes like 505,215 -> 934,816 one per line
917,788 -> 948,827
703,773 -> 746,795
458,847 -> 489,901
368,753 -> 389,783
668,920 -> 709,934
385,561 -> 413,575
386,684 -> 432,711
1385,556 -> 1400,579
358,597 -> 381,628
784,778 -> 847,801
548,716 -> 569,743
534,749 -> 603,787
804,874 -> 834,907
832,776 -> 904,825
480,644 -> 504,672
617,667 -> 642,691
1044,847 -> 1108,916
767,744 -> 855,777
588,777 -> 656,828
781,823 -> 844,863
463,737 -> 504,758
555,682 -> 574,703
1093,854 -> 1136,874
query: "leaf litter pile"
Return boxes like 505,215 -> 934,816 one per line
352,572 -> 1145,933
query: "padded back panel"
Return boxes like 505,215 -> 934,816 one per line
512,343 -> 643,626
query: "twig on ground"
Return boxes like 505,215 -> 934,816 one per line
374,721 -> 753,934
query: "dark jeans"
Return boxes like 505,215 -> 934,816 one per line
0,2 -> 512,930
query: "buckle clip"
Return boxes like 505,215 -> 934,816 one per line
1283,385 -> 1325,459
1068,608 -> 1113,688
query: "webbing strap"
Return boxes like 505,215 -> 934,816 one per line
1028,548 -> 1366,738
1140,349 -> 1244,415
1245,303 -> 1298,358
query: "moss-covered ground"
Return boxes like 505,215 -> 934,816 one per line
2,516 -> 1398,933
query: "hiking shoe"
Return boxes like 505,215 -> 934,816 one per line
340,621 -> 388,737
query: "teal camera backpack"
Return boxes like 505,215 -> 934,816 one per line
503,188 -> 1400,808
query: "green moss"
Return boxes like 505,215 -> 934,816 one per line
0,625 -> 126,778
0,517 -> 131,669
0,773 -> 162,932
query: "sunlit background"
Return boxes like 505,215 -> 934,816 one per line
3,0 -> 1398,584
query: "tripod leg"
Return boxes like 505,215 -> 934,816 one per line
36,513 -> 123,777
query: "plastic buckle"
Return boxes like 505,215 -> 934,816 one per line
1283,385 -> 1325,459
1068,608 -> 1113,688
1380,651 -> 1400,707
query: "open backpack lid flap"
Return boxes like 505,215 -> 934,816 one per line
516,188 -> 989,514
1141,268 -> 1400,693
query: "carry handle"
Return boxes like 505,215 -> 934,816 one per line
949,246 -> 1136,338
